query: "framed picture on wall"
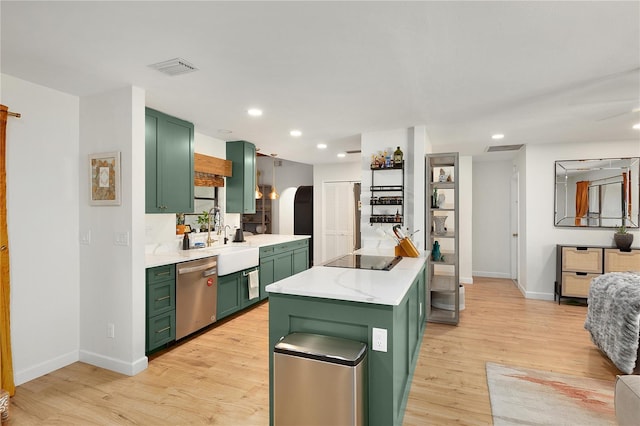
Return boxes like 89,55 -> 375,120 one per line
89,151 -> 121,206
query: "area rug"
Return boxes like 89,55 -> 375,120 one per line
486,363 -> 615,425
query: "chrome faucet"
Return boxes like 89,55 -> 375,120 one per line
207,207 -> 217,247
224,225 -> 232,245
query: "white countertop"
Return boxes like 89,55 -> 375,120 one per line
145,234 -> 310,268
265,248 -> 428,306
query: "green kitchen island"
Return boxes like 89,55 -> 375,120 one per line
266,248 -> 428,426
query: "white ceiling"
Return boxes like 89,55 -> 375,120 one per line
1,1 -> 639,165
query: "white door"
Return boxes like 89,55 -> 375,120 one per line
510,171 -> 520,282
322,181 -> 355,262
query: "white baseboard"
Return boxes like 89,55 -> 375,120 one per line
523,290 -> 555,301
460,276 -> 474,284
79,350 -> 148,376
472,271 -> 511,279
14,350 -> 78,385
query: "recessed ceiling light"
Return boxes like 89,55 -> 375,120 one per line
633,123 -> 640,130
337,153 -> 346,158
492,134 -> 505,140
217,129 -> 232,134
317,143 -> 327,149
290,130 -> 302,137
247,108 -> 263,117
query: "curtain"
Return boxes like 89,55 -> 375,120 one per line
0,105 -> 15,396
575,181 -> 590,226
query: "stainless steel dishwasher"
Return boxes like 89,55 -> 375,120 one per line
176,256 -> 218,340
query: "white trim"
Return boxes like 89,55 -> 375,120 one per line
79,350 -> 148,376
14,350 -> 78,385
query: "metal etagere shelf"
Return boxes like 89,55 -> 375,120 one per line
426,153 -> 460,325
369,162 -> 404,225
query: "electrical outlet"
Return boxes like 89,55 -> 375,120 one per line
372,327 -> 387,352
107,323 -> 115,339
80,229 -> 91,245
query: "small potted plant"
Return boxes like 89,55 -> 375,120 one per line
176,213 -> 186,235
196,211 -> 210,232
614,225 -> 634,251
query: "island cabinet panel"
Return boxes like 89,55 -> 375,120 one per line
259,256 -> 276,300
268,264 -> 426,426
145,108 -> 194,213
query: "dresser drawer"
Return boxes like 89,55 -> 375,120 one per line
561,247 -> 603,273
604,249 -> 640,273
561,272 -> 598,298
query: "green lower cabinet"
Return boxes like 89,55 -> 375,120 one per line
259,256 -> 275,300
292,247 -> 309,275
259,239 -> 310,300
146,264 -> 176,354
147,311 -> 176,352
274,252 -> 293,282
217,272 -> 242,319
217,267 -> 261,321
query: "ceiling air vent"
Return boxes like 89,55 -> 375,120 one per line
148,58 -> 198,76
486,144 -> 524,153
346,150 -> 362,154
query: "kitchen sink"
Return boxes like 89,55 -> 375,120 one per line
205,245 -> 259,276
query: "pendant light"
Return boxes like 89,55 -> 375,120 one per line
269,154 -> 279,200
255,170 -> 263,199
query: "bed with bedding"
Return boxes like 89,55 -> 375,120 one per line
584,272 -> 640,374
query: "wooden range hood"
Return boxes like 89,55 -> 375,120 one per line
194,153 -> 232,187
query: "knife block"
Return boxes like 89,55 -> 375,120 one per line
395,237 -> 420,257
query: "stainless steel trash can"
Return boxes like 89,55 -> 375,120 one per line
274,333 -> 367,426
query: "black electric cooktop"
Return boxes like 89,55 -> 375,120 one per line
324,254 -> 402,271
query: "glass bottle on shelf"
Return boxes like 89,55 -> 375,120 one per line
393,146 -> 403,167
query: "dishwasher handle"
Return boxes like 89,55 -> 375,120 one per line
202,268 -> 217,278
177,260 -> 217,275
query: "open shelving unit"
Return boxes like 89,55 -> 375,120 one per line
242,185 -> 271,234
426,153 -> 460,325
369,162 -> 404,224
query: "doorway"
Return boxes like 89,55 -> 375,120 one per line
510,171 -> 520,283
322,181 -> 359,262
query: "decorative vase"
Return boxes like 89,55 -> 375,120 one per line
614,233 -> 634,251
437,192 -> 446,208
433,216 -> 447,235
432,241 -> 441,261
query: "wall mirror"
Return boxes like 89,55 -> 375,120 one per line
555,157 -> 639,228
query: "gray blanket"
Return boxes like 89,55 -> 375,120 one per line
584,272 -> 640,374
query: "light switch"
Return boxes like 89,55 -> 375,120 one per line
80,229 -> 91,245
114,231 -> 130,246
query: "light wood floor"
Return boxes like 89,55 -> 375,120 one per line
8,277 -> 619,425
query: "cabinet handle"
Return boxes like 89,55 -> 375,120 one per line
576,272 -> 587,276
576,247 -> 588,251
155,271 -> 171,277
242,268 -> 259,276
156,326 -> 171,334
155,296 -> 170,302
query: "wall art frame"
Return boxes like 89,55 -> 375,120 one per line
89,151 -> 121,206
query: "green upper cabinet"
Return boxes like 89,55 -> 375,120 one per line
226,141 -> 256,214
145,108 -> 194,213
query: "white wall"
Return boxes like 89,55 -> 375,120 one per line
3,74 -> 81,384
313,161 -> 361,264
256,156 -> 312,234
521,140 -> 640,300
458,156 -> 473,284
78,86 -> 147,376
472,159 -> 512,278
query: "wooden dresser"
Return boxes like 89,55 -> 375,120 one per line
555,245 -> 640,304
